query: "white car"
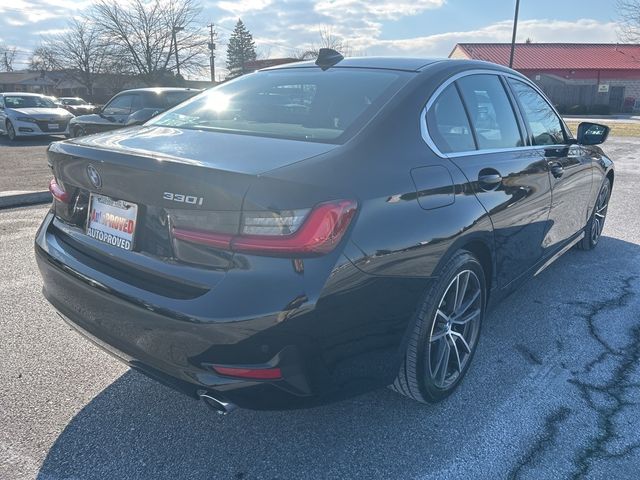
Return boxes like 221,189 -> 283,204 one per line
0,92 -> 74,141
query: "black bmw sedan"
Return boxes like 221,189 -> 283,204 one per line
36,51 -> 613,412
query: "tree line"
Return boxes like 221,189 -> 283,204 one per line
28,0 -> 209,99
5,0 -> 356,101
25,0 -> 265,100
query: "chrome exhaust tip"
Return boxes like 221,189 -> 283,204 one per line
198,392 -> 237,415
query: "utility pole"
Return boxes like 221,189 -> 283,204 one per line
173,26 -> 184,78
509,0 -> 520,68
208,23 -> 216,83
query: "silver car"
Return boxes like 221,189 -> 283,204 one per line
0,92 -> 74,141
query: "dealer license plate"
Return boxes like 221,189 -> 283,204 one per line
86,194 -> 138,251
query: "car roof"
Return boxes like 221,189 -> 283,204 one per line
1,92 -> 47,97
116,87 -> 201,95
264,57 -> 444,72
263,57 -> 521,75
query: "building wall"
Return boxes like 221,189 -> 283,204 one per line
449,46 -> 469,60
521,71 -> 640,113
449,44 -> 640,112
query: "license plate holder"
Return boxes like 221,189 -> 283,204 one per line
86,194 -> 138,251
48,123 -> 60,130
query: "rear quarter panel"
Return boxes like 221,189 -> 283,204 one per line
252,67 -> 496,388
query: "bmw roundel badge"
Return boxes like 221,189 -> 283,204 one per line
86,164 -> 102,189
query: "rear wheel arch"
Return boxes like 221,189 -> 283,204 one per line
606,169 -> 614,189
432,234 -> 495,292
462,240 -> 494,296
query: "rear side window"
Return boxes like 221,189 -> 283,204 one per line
131,95 -> 142,112
103,95 -> 133,116
508,79 -> 565,145
456,74 -> 523,150
426,84 -> 475,153
146,91 -> 197,109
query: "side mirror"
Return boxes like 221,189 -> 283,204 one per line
576,122 -> 609,146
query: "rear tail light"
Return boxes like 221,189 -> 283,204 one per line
211,365 -> 283,380
49,178 -> 70,203
171,199 -> 357,256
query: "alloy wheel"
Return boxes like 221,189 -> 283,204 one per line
591,182 -> 610,245
428,269 -> 482,389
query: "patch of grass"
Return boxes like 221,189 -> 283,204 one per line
564,121 -> 640,138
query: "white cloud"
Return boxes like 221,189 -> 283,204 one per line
215,0 -> 447,60
314,0 -> 444,20
360,18 -> 620,57
217,0 -> 273,16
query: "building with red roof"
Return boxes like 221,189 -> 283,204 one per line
450,43 -> 640,113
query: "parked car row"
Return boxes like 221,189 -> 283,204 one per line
0,87 -> 201,141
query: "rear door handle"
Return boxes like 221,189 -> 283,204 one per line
549,162 -> 564,178
478,169 -> 502,190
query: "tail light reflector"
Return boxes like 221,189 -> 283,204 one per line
49,178 -> 70,203
172,199 -> 357,256
211,365 -> 283,380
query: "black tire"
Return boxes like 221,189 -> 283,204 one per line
71,125 -> 85,138
6,120 -> 16,141
392,250 -> 486,403
578,178 -> 611,251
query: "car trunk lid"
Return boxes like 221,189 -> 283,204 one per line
47,127 -> 337,270
65,125 -> 338,174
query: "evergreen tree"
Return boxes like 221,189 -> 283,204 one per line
226,19 -> 257,78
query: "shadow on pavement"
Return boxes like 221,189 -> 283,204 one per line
36,236 -> 640,479
0,136 -> 64,148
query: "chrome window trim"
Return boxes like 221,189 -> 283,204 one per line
420,68 -> 572,158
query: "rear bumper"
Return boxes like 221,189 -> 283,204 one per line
35,213 -> 321,409
35,213 -> 424,410
35,211 -> 427,410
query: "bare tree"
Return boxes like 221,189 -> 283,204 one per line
39,19 -> 110,100
91,0 -> 208,84
618,0 -> 640,42
29,45 -> 58,72
296,26 -> 353,60
0,44 -> 17,72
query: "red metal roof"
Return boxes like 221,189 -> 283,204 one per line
452,43 -> 640,70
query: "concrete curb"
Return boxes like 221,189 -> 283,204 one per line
0,191 -> 52,210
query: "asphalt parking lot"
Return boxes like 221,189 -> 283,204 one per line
1,137 -> 639,479
0,135 -> 58,193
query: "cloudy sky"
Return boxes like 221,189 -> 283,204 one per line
0,0 -> 620,77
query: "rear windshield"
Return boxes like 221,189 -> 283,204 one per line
4,95 -> 56,108
149,69 -> 408,143
146,91 -> 199,109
